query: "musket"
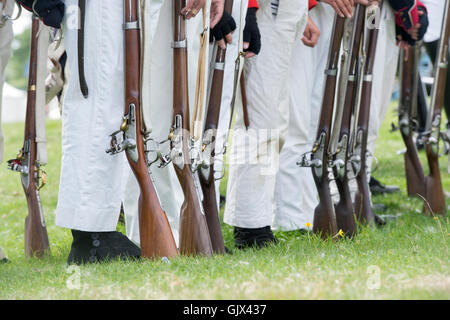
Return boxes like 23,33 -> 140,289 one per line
240,71 -> 250,130
7,15 -> 49,258
353,3 -> 383,225
198,0 -> 236,255
107,0 -> 178,259
331,4 -> 365,237
298,15 -> 347,238
171,0 -> 213,256
398,45 -> 426,198
422,0 -> 450,216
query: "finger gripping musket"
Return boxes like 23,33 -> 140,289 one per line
422,0 -> 450,216
107,0 -> 178,259
172,0 -> 213,256
7,16 -> 49,258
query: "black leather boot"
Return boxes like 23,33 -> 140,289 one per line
234,226 -> 278,250
369,177 -> 400,195
0,247 -> 8,263
67,230 -> 141,265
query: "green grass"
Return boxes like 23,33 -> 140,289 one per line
0,102 -> 449,300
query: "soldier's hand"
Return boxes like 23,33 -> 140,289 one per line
210,10 -> 236,50
243,7 -> 261,58
181,0 -> 206,19
210,0 -> 225,28
302,15 -> 320,48
320,0 -> 354,18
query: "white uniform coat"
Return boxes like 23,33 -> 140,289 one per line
224,0 -> 308,228
422,0 -> 445,43
0,0 -> 14,164
273,3 -> 334,231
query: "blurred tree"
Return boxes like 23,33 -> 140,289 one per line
5,27 -> 31,90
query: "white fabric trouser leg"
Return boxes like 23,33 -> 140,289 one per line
56,0 -> 128,232
124,0 -> 211,246
224,0 -> 308,229
0,0 -> 14,164
273,4 -> 334,231
348,4 -> 399,197
212,0 -> 248,208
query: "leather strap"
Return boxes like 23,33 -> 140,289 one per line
240,70 -> 250,130
191,4 -> 208,141
78,0 -> 88,98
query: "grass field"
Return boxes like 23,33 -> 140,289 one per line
0,102 -> 449,300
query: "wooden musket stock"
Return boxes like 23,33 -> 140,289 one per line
398,46 -> 426,198
354,4 -> 382,225
310,15 -> 346,238
10,16 -> 50,258
198,0 -> 235,255
423,0 -> 450,216
333,5 -> 365,236
123,0 -> 177,258
172,0 -> 213,256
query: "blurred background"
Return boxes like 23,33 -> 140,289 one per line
2,6 -> 60,124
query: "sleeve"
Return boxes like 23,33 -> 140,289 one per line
389,0 -> 427,31
309,0 -> 318,10
248,0 -> 259,9
16,0 -> 65,29
392,1 -> 429,45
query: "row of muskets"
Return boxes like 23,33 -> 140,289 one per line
298,0 -> 450,239
7,0 -> 237,259
7,0 -> 450,259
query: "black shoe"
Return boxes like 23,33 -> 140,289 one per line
0,247 -> 8,263
374,214 -> 398,227
374,214 -> 387,227
220,195 -> 226,209
369,177 -> 400,195
224,246 -> 233,255
234,226 -> 278,250
67,230 -> 141,265
373,203 -> 387,212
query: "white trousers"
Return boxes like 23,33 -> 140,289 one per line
0,0 -> 14,164
223,0 -> 308,228
212,0 -> 248,208
56,0 -> 128,231
273,4 -> 334,231
366,4 -> 399,177
123,0 -> 211,246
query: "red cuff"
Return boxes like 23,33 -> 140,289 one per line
309,0 -> 318,10
248,0 -> 259,9
395,1 -> 427,32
